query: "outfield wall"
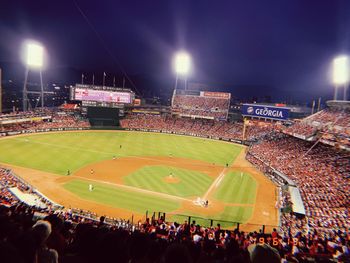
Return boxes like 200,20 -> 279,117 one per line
0,126 -> 255,147
0,127 -> 90,137
124,128 -> 247,145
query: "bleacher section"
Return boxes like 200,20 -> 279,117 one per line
283,101 -> 350,150
120,113 -> 276,142
248,133 -> 349,235
172,90 -> 230,120
0,108 -> 90,136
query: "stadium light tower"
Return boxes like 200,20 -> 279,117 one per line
22,41 -> 45,111
173,51 -> 191,90
332,55 -> 349,101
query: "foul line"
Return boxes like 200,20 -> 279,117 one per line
202,168 -> 227,200
72,175 -> 193,203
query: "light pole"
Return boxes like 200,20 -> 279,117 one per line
173,51 -> 191,90
22,41 -> 45,111
332,55 -> 349,101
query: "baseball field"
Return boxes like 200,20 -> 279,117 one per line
0,131 -> 278,230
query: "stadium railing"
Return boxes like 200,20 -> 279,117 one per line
154,211 -> 279,233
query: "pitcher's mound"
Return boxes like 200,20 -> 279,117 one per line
163,176 -> 181,184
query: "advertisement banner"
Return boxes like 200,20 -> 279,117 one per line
4,127 -> 90,137
133,99 -> 141,106
0,116 -> 51,125
201,91 -> 230,99
242,104 -> 290,121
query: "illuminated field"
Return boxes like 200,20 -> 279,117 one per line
0,131 -> 277,229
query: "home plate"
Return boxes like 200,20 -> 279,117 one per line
263,211 -> 269,216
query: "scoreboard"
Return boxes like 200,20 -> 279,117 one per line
70,84 -> 134,108
74,87 -> 131,103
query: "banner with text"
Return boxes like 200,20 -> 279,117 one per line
200,91 -> 230,99
242,104 -> 290,121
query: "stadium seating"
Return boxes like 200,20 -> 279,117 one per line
283,108 -> 350,148
1,108 -> 349,262
1,170 -> 349,262
0,109 -> 90,135
120,114 -> 275,141
172,94 -> 230,120
248,134 -> 350,237
283,122 -> 317,138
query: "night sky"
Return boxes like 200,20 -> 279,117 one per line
1,0 -> 350,102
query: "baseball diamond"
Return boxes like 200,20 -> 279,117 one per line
0,130 -> 278,230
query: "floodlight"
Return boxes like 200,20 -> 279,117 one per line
22,40 -> 47,111
332,55 -> 349,85
173,51 -> 191,76
26,42 -> 44,68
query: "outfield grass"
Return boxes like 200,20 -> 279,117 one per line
0,131 -> 242,175
213,171 -> 257,204
63,179 -> 181,214
123,165 -> 213,197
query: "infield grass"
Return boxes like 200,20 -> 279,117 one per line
63,179 -> 181,214
123,165 -> 213,197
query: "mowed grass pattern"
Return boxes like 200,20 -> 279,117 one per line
214,171 -> 257,204
63,179 -> 180,214
123,165 -> 213,197
0,131 -> 242,175
0,131 -> 258,224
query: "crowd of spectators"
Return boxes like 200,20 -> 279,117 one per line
1,161 -> 350,262
172,95 -> 230,120
120,114 -> 276,142
0,110 -> 90,135
0,168 -> 57,210
283,108 -> 350,148
1,107 -> 350,261
283,122 -> 317,138
0,168 -> 31,193
308,108 -> 350,128
0,167 -> 134,227
248,134 -> 350,237
1,200 -> 349,262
